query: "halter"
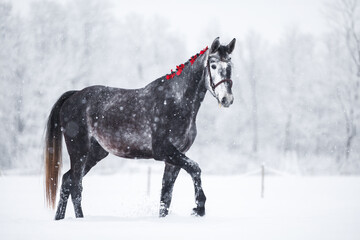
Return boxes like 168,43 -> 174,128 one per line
207,58 -> 233,92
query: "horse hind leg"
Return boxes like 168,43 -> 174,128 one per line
70,139 -> 109,218
55,156 -> 96,220
70,154 -> 87,218
57,123 -> 90,219
54,139 -> 87,220
56,137 -> 108,220
55,170 -> 72,220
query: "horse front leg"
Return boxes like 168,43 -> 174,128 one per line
160,163 -> 181,217
182,159 -> 206,216
154,144 -> 206,217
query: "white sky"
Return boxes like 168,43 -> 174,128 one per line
111,0 -> 328,48
11,0 -> 329,49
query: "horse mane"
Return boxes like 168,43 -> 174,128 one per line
165,46 -> 208,80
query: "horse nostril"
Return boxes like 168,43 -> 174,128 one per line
230,98 -> 234,104
221,97 -> 227,105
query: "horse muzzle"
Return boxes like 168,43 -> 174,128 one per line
219,93 -> 234,108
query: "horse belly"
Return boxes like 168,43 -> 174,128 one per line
93,127 -> 153,159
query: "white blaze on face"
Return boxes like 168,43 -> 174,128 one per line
205,54 -> 234,107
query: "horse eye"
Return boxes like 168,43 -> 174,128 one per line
211,65 -> 217,69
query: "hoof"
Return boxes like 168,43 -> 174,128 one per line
55,207 -> 66,220
54,214 -> 65,221
192,206 -> 205,217
159,207 -> 169,218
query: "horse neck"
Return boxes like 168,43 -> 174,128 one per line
170,54 -> 208,106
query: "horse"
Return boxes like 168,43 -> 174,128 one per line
44,37 -> 236,220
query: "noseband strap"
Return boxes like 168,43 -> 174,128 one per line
207,59 -> 233,91
212,79 -> 233,89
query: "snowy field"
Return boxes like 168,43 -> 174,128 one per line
1,166 -> 359,240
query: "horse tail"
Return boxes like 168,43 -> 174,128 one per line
45,90 -> 77,209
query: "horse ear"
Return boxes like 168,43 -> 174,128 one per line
227,38 -> 236,54
210,37 -> 220,53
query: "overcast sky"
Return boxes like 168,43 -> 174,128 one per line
11,0 -> 328,49
111,0 -> 328,48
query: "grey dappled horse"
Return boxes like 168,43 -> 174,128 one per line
44,37 -> 236,220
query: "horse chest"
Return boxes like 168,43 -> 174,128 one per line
170,119 -> 197,153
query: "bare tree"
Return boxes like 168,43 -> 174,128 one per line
276,27 -> 315,156
325,0 -> 360,161
278,28 -> 301,154
240,31 -> 266,154
0,2 -> 25,169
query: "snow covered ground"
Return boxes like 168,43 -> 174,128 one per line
1,165 -> 359,240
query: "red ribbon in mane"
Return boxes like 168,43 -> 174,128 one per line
166,46 -> 208,80
189,55 -> 198,65
199,46 -> 208,55
176,64 -> 185,76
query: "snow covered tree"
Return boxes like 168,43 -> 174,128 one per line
276,27 -> 315,155
239,31 -> 266,154
324,0 -> 360,168
0,3 -> 25,169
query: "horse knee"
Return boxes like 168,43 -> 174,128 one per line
70,180 -> 83,194
193,162 -> 201,175
197,189 -> 206,203
62,171 -> 71,182
60,172 -> 71,190
183,160 -> 201,176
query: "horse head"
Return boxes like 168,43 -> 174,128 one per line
205,37 -> 236,108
